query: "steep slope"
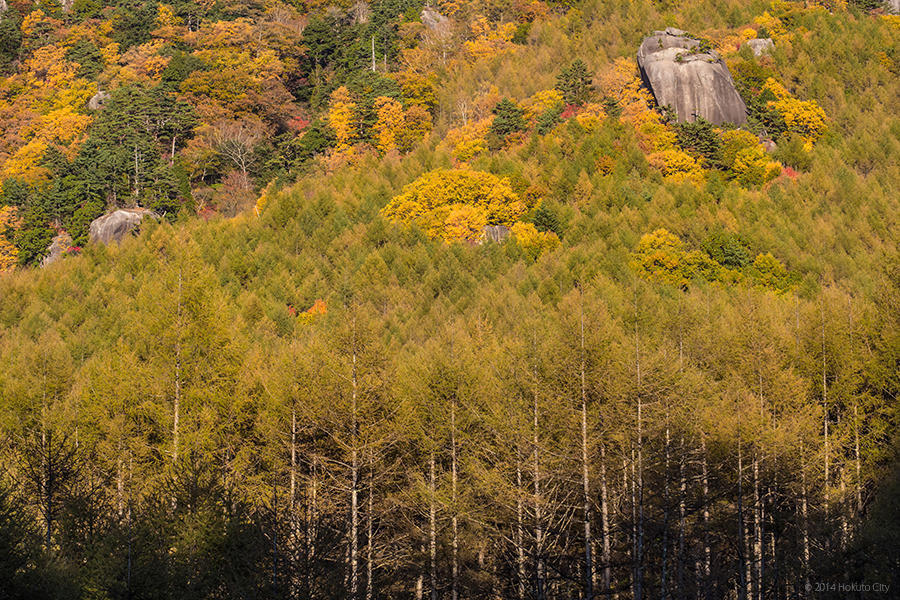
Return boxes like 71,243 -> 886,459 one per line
0,0 -> 897,598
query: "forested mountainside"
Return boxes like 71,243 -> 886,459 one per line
0,0 -> 899,598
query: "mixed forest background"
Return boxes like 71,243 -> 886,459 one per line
0,0 -> 898,598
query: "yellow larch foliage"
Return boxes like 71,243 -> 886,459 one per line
750,253 -> 792,292
2,139 -> 50,182
186,17 -> 257,49
254,181 -> 277,217
574,103 -> 607,132
381,168 -> 527,241
29,106 -> 93,148
391,70 -> 438,112
328,86 -> 357,156
511,222 -> 560,260
154,4 -> 185,40
373,96 -> 405,153
632,229 -> 737,287
631,110 -> 678,153
753,11 -> 787,41
521,89 -> 564,122
100,42 -> 122,66
0,205 -> 19,272
62,22 -> 115,49
762,79 -> 827,142
398,105 -> 433,153
719,129 -> 781,185
22,45 -> 79,90
444,118 -> 491,162
120,40 -> 173,81
21,10 -> 63,41
597,58 -> 675,152
596,58 -> 653,117
463,18 -> 518,61
647,149 -> 705,184
444,204 -> 488,241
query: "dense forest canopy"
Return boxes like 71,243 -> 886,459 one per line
0,0 -> 898,598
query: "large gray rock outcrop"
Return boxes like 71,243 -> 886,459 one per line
89,208 -> 155,245
637,28 -> 747,125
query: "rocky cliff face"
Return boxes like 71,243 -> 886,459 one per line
637,28 -> 748,125
89,209 -> 156,245
42,231 -> 73,267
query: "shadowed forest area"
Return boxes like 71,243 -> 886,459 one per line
0,0 -> 898,598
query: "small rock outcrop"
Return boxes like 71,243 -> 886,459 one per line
0,0 -> 7,21
42,231 -> 73,267
87,91 -> 111,111
744,38 -> 775,57
889,0 -> 899,14
421,7 -> 449,30
637,28 -> 748,125
481,225 -> 510,244
89,208 -> 155,245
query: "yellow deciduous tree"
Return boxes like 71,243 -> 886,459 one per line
328,86 -> 358,156
511,222 -> 560,260
763,78 -> 827,142
381,168 -> 527,241
373,96 -> 405,154
444,118 -> 491,162
574,103 -> 607,132
647,149 -> 704,184
0,205 -> 19,272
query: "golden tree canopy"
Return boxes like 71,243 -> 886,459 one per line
381,168 -> 527,241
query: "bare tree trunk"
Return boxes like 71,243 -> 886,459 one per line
117,450 -> 124,517
291,408 -> 297,510
678,436 -> 686,600
854,404 -> 862,515
738,437 -> 748,600
451,400 -> 459,600
631,443 -> 638,600
662,413 -> 671,600
701,436 -> 711,600
579,290 -> 594,600
173,269 -> 183,468
533,390 -> 546,600
306,457 -> 318,599
800,440 -> 810,597
429,450 -> 437,600
516,450 -> 525,600
821,305 -> 829,519
634,318 -> 644,600
600,444 -> 611,596
754,454 -> 762,600
350,345 -> 359,600
367,465 -> 374,600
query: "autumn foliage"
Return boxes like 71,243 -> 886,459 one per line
381,168 -> 527,241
